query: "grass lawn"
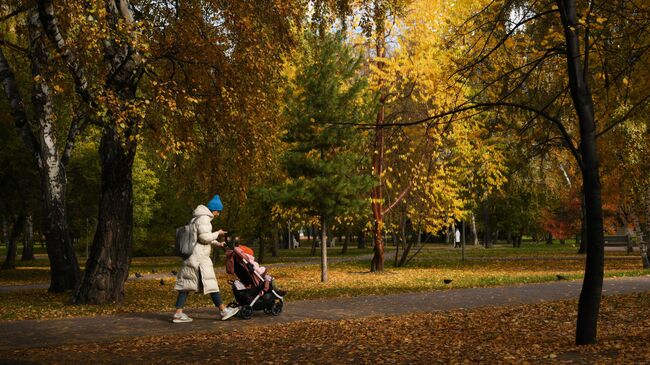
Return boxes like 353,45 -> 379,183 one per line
1,244 -> 647,321
0,242 -> 629,286
0,246 -> 375,286
3,291 -> 650,364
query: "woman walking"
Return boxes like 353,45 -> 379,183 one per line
172,194 -> 239,323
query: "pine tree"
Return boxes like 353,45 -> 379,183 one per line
282,32 -> 376,282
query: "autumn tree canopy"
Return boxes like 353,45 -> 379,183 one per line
1,0 -> 649,346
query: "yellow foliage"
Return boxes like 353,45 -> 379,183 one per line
353,0 -> 506,232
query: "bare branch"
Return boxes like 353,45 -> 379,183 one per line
61,112 -> 92,167
518,86 -> 570,135
383,184 -> 411,216
0,39 -> 28,54
583,0 -> 594,80
466,48 -> 563,101
37,0 -> 92,104
595,92 -> 650,139
0,46 -> 41,164
0,4 -> 30,23
455,9 -> 559,77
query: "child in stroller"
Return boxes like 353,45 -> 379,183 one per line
225,244 -> 286,319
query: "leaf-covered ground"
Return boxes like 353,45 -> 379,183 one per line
1,256 -> 646,321
4,292 -> 649,364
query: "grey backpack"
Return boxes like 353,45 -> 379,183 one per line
175,218 -> 197,259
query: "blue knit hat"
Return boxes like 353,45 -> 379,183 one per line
206,194 -> 223,211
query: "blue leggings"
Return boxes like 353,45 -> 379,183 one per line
175,291 -> 222,309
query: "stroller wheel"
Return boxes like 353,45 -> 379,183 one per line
271,301 -> 283,316
240,305 -> 253,320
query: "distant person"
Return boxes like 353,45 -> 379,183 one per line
455,227 -> 461,248
172,194 -> 239,323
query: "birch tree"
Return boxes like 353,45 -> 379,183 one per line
0,5 -> 81,291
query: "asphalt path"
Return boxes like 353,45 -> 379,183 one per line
0,276 -> 648,350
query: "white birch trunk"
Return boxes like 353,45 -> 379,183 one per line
471,212 -> 479,246
21,214 -> 35,261
30,9 -> 80,291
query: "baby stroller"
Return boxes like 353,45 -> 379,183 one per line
225,246 -> 284,319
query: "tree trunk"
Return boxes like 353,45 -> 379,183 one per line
462,220 -> 466,246
645,190 -> 650,240
546,232 -> 553,245
309,226 -> 320,256
341,232 -> 349,254
279,228 -> 286,250
1,217 -> 8,246
21,214 -> 35,261
640,243 -> 650,269
71,0 -> 142,304
1,215 -> 26,270
73,126 -> 136,304
358,230 -> 366,249
398,225 -> 414,267
557,0 -> 605,345
393,231 -> 400,267
482,201 -> 492,248
471,212 -> 479,245
370,120 -> 385,271
461,221 -> 466,261
397,214 -> 406,266
287,219 -> 292,249
30,12 -> 80,292
1,16 -> 81,290
310,225 -> 318,256
371,221 -> 385,271
271,228 -> 279,257
320,216 -> 328,282
576,147 -> 605,345
41,166 -> 80,292
642,191 -> 650,267
370,0 -> 387,272
258,236 -> 265,264
578,192 -> 588,254
403,229 -> 424,267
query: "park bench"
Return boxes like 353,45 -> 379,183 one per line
603,234 -> 635,254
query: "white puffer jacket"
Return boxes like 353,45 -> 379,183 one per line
174,205 -> 223,294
